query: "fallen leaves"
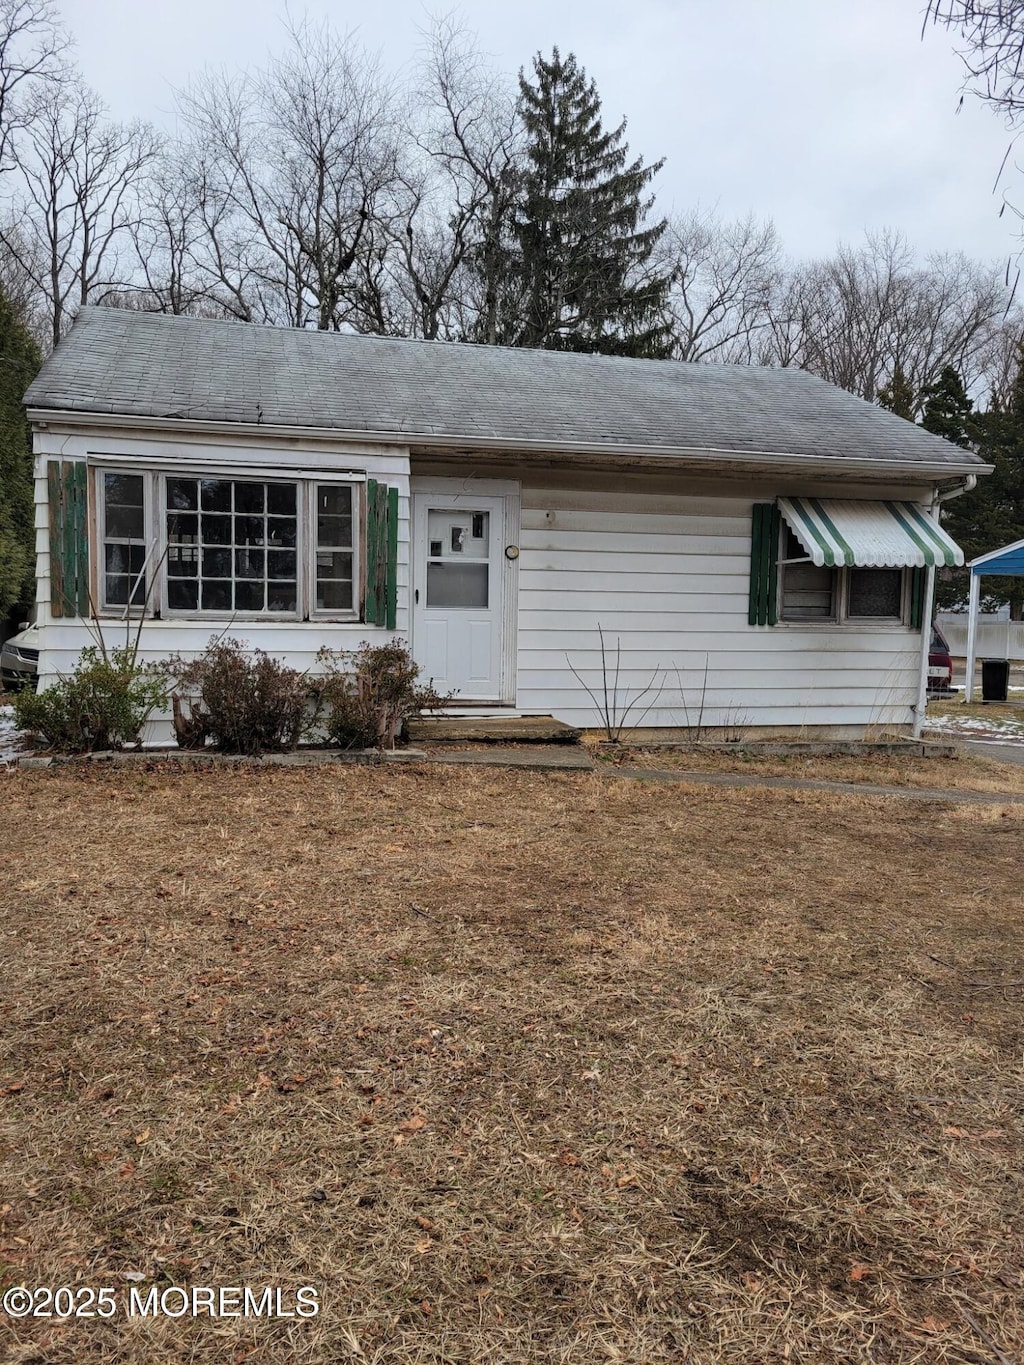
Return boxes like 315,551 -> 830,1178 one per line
915,1315 -> 951,1335
394,1111 -> 428,1145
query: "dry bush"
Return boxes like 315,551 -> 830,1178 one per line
315,641 -> 449,750
167,639 -> 311,754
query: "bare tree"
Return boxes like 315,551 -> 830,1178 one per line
926,2 -> 1024,123
0,0 -> 68,174
412,16 -> 523,342
177,18 -> 400,331
976,313 -> 1024,406
124,146 -> 213,316
660,209 -> 782,362
755,230 -> 1008,411
346,172 -> 479,339
0,76 -> 159,345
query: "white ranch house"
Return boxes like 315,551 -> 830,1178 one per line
24,308 -> 985,742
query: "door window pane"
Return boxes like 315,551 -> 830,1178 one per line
427,561 -> 489,608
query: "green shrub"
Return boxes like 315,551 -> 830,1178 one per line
168,638 -> 312,755
316,641 -> 449,750
13,646 -> 168,752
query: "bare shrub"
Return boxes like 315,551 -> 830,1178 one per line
167,638 -> 312,754
315,640 -> 449,750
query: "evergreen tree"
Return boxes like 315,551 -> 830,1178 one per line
0,286 -> 42,620
507,49 -> 671,356
937,349 -> 1024,615
877,364 -> 916,420
919,365 -> 976,447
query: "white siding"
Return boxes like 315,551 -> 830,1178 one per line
513,472 -> 934,737
33,430 -> 945,742
32,423 -> 411,744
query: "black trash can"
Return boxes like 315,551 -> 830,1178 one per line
981,658 -> 1010,703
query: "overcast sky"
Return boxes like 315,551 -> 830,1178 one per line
57,0 -> 1022,267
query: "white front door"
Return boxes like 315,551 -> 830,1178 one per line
412,491 -> 506,700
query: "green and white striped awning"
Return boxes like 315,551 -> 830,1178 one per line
777,497 -> 964,569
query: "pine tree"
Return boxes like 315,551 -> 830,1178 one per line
507,48 -> 670,356
877,364 -> 916,420
937,350 -> 1024,615
919,365 -> 976,447
0,287 -> 41,620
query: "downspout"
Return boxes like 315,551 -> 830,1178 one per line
912,475 -> 977,739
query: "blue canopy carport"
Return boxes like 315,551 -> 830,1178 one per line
964,537 -> 1024,701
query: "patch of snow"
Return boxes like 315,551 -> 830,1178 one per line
0,704 -> 30,763
923,712 -> 1024,746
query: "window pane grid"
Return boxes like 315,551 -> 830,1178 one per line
314,484 -> 354,613
166,478 -> 298,614
103,472 -> 147,607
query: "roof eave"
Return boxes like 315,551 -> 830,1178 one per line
969,533 -> 1024,569
26,406 -> 989,480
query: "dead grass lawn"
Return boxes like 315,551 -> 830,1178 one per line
1,764 -> 1022,1364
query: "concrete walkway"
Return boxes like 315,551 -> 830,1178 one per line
15,741 -> 1024,805
606,764 -> 1024,805
421,746 -> 593,772
421,745 -> 1024,806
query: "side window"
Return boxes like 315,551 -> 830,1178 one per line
778,526 -> 836,621
101,472 -> 147,607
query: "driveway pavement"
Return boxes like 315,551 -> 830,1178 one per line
964,740 -> 1024,766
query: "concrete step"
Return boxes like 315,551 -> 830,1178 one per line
409,714 -> 581,744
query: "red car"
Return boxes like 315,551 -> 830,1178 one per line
928,625 -> 954,694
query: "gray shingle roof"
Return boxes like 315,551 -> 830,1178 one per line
24,307 -> 985,471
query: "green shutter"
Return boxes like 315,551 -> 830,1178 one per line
48,459 -> 89,618
385,485 -> 398,630
909,566 -> 926,630
364,480 -> 399,628
748,502 -> 779,627
766,503 -> 780,626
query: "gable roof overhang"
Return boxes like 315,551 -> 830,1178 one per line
27,407 -> 989,484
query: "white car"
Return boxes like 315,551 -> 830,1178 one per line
0,622 -> 40,691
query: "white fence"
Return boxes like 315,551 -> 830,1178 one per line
936,612 -> 1024,660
